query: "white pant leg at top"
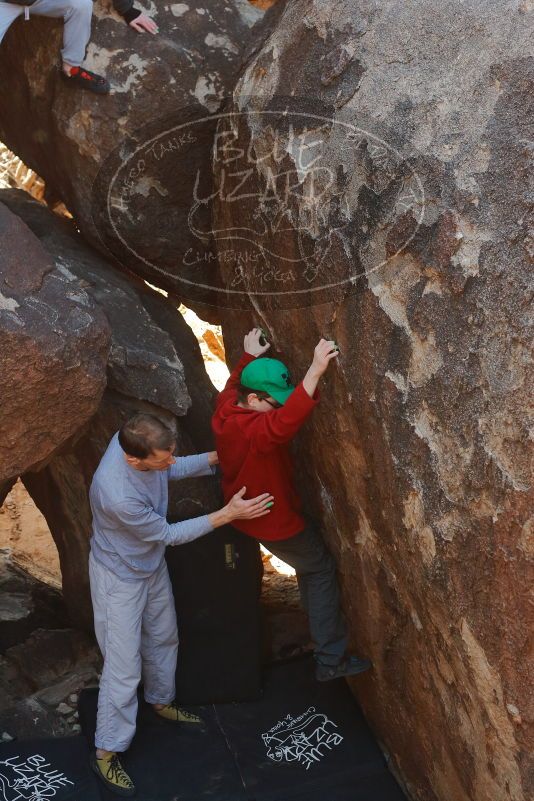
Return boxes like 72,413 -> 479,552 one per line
90,553 -> 147,753
0,3 -> 24,46
0,0 -> 92,67
141,559 -> 179,706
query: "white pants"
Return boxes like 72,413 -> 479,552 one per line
0,0 -> 92,67
89,553 -> 179,752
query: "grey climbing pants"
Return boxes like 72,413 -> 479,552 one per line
89,552 -> 179,752
0,0 -> 92,67
260,523 -> 348,666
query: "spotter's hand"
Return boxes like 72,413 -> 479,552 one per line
226,487 -> 274,521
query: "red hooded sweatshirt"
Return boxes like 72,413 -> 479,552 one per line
212,353 -> 319,541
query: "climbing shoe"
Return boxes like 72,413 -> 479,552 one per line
154,700 -> 203,724
316,655 -> 372,682
61,66 -> 110,94
90,753 -> 135,797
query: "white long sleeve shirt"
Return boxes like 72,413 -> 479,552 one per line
89,433 -> 215,580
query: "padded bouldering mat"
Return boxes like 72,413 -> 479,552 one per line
79,686 -> 245,801
78,656 -> 407,801
0,735 -> 100,801
210,656 -> 406,801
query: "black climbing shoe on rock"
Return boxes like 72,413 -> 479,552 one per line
61,66 -> 110,94
90,753 -> 136,797
315,655 -> 372,682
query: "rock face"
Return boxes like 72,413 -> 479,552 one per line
0,625 -> 100,739
0,202 -> 110,484
0,189 -> 219,629
207,3 -> 533,801
0,0 -> 263,294
1,190 -> 196,419
0,549 -> 68,652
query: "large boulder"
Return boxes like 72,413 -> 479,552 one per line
0,201 -> 110,484
207,2 -> 533,801
0,0 -> 264,296
0,189 -> 219,628
0,189 -> 211,420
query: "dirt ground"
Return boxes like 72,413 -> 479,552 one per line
0,479 -> 61,588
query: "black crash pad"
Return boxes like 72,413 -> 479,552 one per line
0,735 -> 100,801
78,657 -> 407,801
79,686 -> 245,801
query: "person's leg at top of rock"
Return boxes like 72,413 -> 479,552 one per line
0,0 -> 158,95
212,328 -> 372,682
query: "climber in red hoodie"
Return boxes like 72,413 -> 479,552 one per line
212,328 -> 372,681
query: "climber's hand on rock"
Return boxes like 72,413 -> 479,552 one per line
311,338 -> 339,376
244,328 -> 271,357
302,339 -> 338,398
130,14 -> 158,34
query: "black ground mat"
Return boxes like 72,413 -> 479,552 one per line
79,687 -> 246,801
211,657 -> 406,801
78,657 -> 407,801
0,735 -> 99,801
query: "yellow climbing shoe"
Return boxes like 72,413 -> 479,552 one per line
90,752 -> 135,797
154,700 -> 202,724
